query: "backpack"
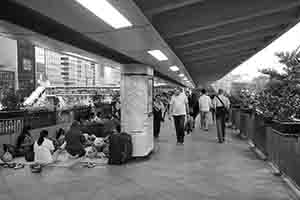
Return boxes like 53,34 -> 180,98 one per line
108,132 -> 133,165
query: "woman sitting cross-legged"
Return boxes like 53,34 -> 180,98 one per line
65,121 -> 86,158
34,130 -> 60,165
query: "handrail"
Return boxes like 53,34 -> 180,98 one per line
271,129 -> 300,138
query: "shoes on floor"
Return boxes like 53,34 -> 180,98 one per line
176,142 -> 184,145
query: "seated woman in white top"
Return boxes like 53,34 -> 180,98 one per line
34,130 -> 56,165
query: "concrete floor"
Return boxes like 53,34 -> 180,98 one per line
0,121 -> 295,200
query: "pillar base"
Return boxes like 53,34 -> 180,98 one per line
131,131 -> 153,157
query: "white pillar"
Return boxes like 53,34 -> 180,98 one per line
121,64 -> 154,157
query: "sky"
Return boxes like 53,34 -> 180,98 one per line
229,21 -> 300,81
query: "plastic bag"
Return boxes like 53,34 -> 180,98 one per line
2,151 -> 13,162
194,114 -> 201,130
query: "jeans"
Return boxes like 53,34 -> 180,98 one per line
173,115 -> 186,143
216,107 -> 226,142
153,110 -> 162,138
200,111 -> 209,130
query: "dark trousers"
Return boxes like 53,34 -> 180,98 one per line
216,108 -> 226,142
173,115 -> 185,143
153,110 -> 162,138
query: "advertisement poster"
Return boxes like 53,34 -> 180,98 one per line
23,58 -> 32,71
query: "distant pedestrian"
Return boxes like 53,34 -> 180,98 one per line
191,90 -> 200,127
169,87 -> 189,145
213,89 -> 230,143
198,89 -> 212,131
153,95 -> 164,139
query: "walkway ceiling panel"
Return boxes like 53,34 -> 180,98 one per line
4,0 -> 300,86
6,0 -> 193,87
134,0 -> 300,85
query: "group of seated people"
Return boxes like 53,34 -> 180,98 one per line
13,119 -> 121,166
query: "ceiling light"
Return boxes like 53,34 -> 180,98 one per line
75,0 -> 132,29
63,52 -> 96,62
169,66 -> 179,71
183,77 -> 188,81
179,73 -> 184,77
148,50 -> 168,61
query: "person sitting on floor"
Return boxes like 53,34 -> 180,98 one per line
65,121 -> 86,158
34,130 -> 58,165
55,128 -> 66,148
15,126 -> 34,156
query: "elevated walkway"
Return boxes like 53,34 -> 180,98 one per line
0,122 -> 295,200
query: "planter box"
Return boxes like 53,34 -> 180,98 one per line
267,128 -> 300,188
271,120 -> 300,134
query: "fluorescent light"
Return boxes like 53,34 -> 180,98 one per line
148,50 -> 168,61
75,0 -> 132,29
170,66 -> 179,71
63,52 -> 96,62
179,73 -> 184,77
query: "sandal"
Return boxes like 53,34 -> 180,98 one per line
14,163 -> 25,169
83,162 -> 96,168
8,163 -> 16,168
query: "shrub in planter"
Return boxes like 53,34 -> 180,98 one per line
256,47 -> 300,127
254,48 -> 300,133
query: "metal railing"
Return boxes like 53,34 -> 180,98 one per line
267,129 -> 300,187
230,107 -> 300,188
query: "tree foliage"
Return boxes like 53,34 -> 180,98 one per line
255,48 -> 300,120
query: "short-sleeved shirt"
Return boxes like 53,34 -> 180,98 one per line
34,138 -> 55,164
213,95 -> 230,109
198,95 -> 212,112
170,93 -> 188,116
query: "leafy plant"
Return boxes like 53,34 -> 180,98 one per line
1,89 -> 20,111
255,47 -> 300,121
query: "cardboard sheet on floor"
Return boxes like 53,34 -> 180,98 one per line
8,151 -> 108,168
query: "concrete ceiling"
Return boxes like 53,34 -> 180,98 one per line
1,0 -> 300,86
133,0 -> 300,85
1,0 -> 193,87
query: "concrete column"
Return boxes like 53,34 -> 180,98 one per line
121,64 -> 154,157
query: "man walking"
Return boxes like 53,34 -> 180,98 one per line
213,89 -> 230,143
169,87 -> 189,145
198,89 -> 212,131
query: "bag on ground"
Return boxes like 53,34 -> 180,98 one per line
194,114 -> 201,130
24,150 -> 35,162
2,150 -> 13,162
108,132 -> 133,165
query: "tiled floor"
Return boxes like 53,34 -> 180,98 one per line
0,121 -> 296,200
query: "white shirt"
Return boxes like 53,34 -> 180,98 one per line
34,138 -> 55,164
213,94 -> 230,109
198,95 -> 212,112
169,93 -> 188,116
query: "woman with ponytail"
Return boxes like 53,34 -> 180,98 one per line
34,130 -> 55,165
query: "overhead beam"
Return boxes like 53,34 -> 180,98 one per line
152,0 -> 300,38
167,11 -> 292,47
183,47 -> 258,63
179,33 -> 275,56
144,0 -> 206,16
174,23 -> 287,49
185,51 -> 253,68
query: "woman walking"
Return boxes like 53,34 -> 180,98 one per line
153,95 -> 164,139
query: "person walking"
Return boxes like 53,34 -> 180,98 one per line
153,95 -> 164,139
191,90 -> 200,128
213,89 -> 230,143
169,87 -> 189,145
198,89 -> 212,131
